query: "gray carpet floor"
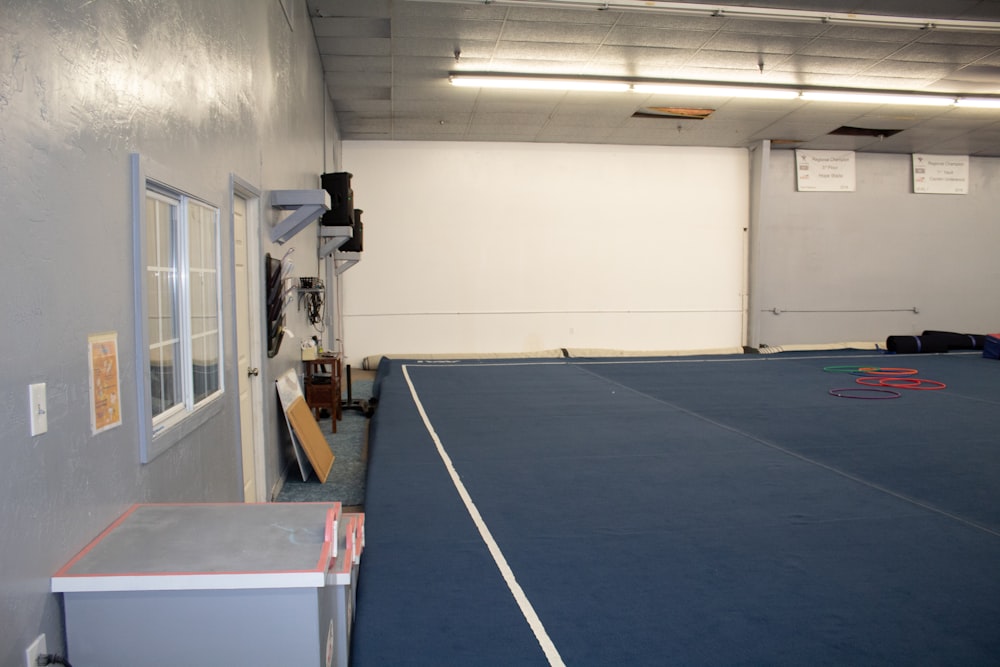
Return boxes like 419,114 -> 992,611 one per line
274,378 -> 372,507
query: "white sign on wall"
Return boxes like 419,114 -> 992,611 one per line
912,154 -> 969,194
795,150 -> 856,192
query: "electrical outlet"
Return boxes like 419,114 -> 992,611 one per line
29,383 -> 47,436
25,633 -> 46,667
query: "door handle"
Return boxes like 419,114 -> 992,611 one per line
247,367 -> 259,377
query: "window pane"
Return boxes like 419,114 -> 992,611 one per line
189,271 -> 205,335
202,272 -> 218,330
150,341 -> 181,418
146,191 -> 182,420
150,268 -> 178,347
187,199 -> 220,406
147,272 -> 161,346
192,332 -> 220,403
145,198 -> 158,262
147,196 -> 176,268
142,185 -> 222,430
189,201 -> 215,270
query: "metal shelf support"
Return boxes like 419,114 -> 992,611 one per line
319,226 -> 354,258
270,189 -> 331,244
334,252 -> 361,276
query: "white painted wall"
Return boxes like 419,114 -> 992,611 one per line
339,141 -> 750,363
750,148 -> 1000,347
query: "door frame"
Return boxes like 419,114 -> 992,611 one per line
231,174 -> 267,502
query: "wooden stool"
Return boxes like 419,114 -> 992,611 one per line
302,355 -> 342,432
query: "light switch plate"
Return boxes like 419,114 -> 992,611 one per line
25,633 -> 46,667
29,383 -> 47,436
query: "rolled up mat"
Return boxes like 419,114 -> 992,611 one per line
984,334 -> 1000,360
921,330 -> 985,350
885,334 -> 950,354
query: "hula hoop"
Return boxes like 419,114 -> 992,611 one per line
854,377 -> 946,390
856,376 -> 922,387
829,387 -> 902,399
823,365 -> 875,375
859,367 -> 918,376
880,378 -> 946,390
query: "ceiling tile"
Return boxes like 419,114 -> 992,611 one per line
311,0 -> 1000,154
535,126 -> 617,142
493,41 -> 601,62
604,26 -> 715,49
315,36 -> 390,56
614,12 -> 732,30
821,25 -> 923,42
308,0 -> 390,19
774,55 -> 874,75
326,70 -> 392,87
916,31 -> 1000,47
499,20 -> 614,44
684,50 -> 778,70
329,85 -> 392,101
793,38 -> 905,59
591,45 -> 696,69
321,55 -> 392,72
505,7 -> 621,25
312,17 -> 390,38
390,2 -> 507,20
891,42 -> 999,64
860,60 -> 962,80
330,98 -> 392,113
393,17 -> 504,41
393,37 -> 495,58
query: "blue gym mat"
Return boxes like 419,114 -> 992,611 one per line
352,352 -> 1000,666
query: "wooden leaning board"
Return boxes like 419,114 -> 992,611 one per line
287,395 -> 335,483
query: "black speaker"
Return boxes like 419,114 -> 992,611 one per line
341,209 -> 363,252
320,172 -> 354,227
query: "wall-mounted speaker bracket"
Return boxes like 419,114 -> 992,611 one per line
318,226 -> 354,258
334,251 -> 361,276
269,189 -> 331,244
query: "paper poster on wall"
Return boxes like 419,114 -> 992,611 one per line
89,332 -> 122,434
912,154 -> 969,194
795,150 -> 856,192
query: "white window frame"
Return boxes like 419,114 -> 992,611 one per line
132,154 -> 225,463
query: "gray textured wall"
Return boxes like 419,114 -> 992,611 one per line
0,0 -> 337,661
751,148 -> 1000,347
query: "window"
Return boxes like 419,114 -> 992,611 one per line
133,155 -> 224,462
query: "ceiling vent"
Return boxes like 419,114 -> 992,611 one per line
829,126 -> 902,138
633,107 -> 714,120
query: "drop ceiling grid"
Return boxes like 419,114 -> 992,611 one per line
309,0 -> 1000,152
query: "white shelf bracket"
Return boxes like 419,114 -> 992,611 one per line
269,189 -> 331,244
334,251 -> 361,276
318,226 -> 354,259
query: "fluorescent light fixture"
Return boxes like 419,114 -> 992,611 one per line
450,73 -> 992,109
799,91 -> 955,107
449,75 -> 629,93
955,97 -> 1000,109
632,83 -> 799,100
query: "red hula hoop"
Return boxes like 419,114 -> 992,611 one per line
880,377 -> 947,390
854,376 -> 946,390
856,376 -> 922,387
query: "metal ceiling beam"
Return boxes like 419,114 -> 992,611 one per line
404,0 -> 1000,33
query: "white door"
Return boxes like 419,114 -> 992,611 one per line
234,191 -> 265,502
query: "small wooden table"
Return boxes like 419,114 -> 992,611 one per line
303,355 -> 342,432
